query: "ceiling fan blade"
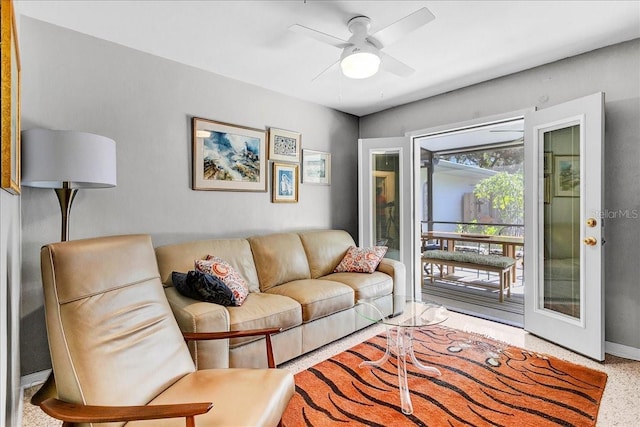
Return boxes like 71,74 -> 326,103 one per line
311,60 -> 340,82
289,24 -> 350,49
379,51 -> 414,77
371,7 -> 435,47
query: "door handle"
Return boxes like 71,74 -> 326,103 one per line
585,217 -> 597,227
583,236 -> 597,246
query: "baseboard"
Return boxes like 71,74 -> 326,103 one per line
18,368 -> 51,427
20,369 -> 51,389
605,341 -> 640,361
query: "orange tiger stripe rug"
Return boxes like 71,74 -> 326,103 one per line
282,326 -> 607,427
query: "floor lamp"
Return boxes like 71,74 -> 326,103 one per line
21,128 -> 117,404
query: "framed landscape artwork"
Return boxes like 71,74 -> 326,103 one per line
268,127 -> 301,162
554,155 -> 580,197
272,162 -> 298,203
302,149 -> 331,185
1,0 -> 21,194
192,117 -> 267,191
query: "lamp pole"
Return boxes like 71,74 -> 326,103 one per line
55,182 -> 78,242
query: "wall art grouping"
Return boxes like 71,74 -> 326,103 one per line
192,117 -> 331,202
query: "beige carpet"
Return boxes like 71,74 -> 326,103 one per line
21,312 -> 640,426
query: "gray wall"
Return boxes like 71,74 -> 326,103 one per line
19,17 -> 359,375
360,39 -> 640,350
1,192 -> 21,427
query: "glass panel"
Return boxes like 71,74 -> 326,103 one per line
542,124 -> 581,318
372,151 -> 400,261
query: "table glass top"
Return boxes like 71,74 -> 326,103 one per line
356,296 -> 448,328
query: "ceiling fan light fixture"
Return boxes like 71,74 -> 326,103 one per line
340,49 -> 380,79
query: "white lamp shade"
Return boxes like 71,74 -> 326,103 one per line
21,129 -> 117,189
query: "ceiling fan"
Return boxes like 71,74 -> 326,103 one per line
289,7 -> 435,80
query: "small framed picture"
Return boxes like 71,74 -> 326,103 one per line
268,128 -> 301,162
544,175 -> 552,204
192,117 -> 267,192
554,155 -> 580,197
272,162 -> 298,203
302,149 -> 331,185
543,151 -> 553,175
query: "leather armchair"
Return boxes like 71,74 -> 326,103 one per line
37,234 -> 294,426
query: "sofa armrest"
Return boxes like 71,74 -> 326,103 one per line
165,287 -> 231,369
183,328 -> 282,368
376,258 -> 406,315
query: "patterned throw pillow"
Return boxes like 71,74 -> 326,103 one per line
172,271 -> 237,306
194,256 -> 250,305
333,246 -> 388,274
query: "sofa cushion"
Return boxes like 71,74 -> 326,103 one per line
320,271 -> 393,301
334,246 -> 388,273
195,257 -> 249,305
298,230 -> 356,278
155,238 -> 261,293
226,293 -> 302,348
265,279 -> 354,322
249,233 -> 311,291
172,271 -> 236,306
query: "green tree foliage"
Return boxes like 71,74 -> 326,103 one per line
473,172 -> 524,225
456,220 -> 500,235
440,147 -> 523,170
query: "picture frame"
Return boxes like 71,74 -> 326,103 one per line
302,149 -> 331,185
544,175 -> 551,204
272,162 -> 298,203
192,117 -> 267,192
268,127 -> 301,162
1,0 -> 21,194
554,155 -> 580,197
543,151 -> 553,175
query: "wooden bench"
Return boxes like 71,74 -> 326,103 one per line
421,250 -> 516,302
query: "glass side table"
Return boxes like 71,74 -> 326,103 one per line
356,296 -> 448,415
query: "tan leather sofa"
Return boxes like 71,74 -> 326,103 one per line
155,229 -> 405,369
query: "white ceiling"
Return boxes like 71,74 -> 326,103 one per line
15,0 -> 640,117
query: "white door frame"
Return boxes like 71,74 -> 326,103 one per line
358,136 -> 420,298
